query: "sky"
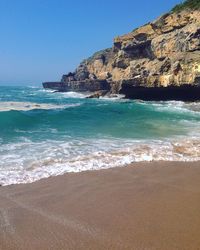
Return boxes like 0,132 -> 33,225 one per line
0,0 -> 181,86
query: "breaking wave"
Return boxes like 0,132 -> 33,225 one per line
0,137 -> 200,186
0,101 -> 82,112
0,86 -> 200,186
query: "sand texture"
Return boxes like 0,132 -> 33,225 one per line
1,161 -> 200,250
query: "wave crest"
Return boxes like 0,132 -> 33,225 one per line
0,138 -> 200,186
0,102 -> 81,112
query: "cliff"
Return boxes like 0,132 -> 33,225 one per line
43,0 -> 200,100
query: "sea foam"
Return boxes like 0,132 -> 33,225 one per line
0,86 -> 200,186
0,137 -> 200,186
0,102 -> 81,112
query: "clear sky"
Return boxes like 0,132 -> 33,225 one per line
0,0 -> 181,86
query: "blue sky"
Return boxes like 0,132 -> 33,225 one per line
0,0 -> 180,85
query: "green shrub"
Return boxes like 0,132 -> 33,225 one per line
172,0 -> 200,12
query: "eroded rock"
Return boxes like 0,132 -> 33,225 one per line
43,7 -> 200,100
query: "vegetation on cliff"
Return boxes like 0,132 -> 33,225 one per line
172,0 -> 200,12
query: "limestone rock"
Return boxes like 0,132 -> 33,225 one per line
66,9 -> 200,90
48,7 -> 200,96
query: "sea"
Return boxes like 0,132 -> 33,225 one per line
0,86 -> 200,186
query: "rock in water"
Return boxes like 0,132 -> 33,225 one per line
86,90 -> 109,99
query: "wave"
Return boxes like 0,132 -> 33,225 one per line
0,102 -> 82,112
100,94 -> 126,100
0,87 -> 200,186
43,90 -> 125,99
60,91 -> 91,98
138,101 -> 200,114
0,137 -> 200,186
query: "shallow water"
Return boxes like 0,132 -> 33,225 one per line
0,86 -> 200,185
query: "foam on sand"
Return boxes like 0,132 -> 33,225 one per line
0,137 -> 200,186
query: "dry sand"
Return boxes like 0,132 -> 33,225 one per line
0,161 -> 200,250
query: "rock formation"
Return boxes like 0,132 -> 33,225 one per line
43,1 -> 200,100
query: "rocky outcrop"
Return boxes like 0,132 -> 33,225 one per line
76,10 -> 200,88
86,90 -> 108,99
43,4 -> 200,100
43,78 -> 110,92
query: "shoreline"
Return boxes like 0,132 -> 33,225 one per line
43,83 -> 200,102
1,161 -> 200,249
1,159 -> 200,187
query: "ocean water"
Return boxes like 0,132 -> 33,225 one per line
0,86 -> 200,186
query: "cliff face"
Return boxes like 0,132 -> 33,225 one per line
43,6 -> 200,99
61,9 -> 200,94
112,10 -> 200,89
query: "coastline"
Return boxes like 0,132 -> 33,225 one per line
1,2 -> 200,249
1,161 -> 200,250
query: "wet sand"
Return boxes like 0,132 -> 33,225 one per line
1,161 -> 200,250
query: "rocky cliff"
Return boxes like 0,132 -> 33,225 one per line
43,1 -> 200,100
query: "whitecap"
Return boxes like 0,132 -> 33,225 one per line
0,102 -> 82,112
61,91 -> 90,98
142,101 -> 200,114
100,94 -> 126,100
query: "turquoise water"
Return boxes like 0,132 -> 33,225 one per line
0,86 -> 200,185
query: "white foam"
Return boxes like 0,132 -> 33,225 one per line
40,89 -> 55,93
139,101 -> 200,114
0,137 -> 200,186
60,91 -> 90,98
100,94 -> 126,100
0,102 -> 81,112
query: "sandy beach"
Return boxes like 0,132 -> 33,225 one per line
1,161 -> 200,250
